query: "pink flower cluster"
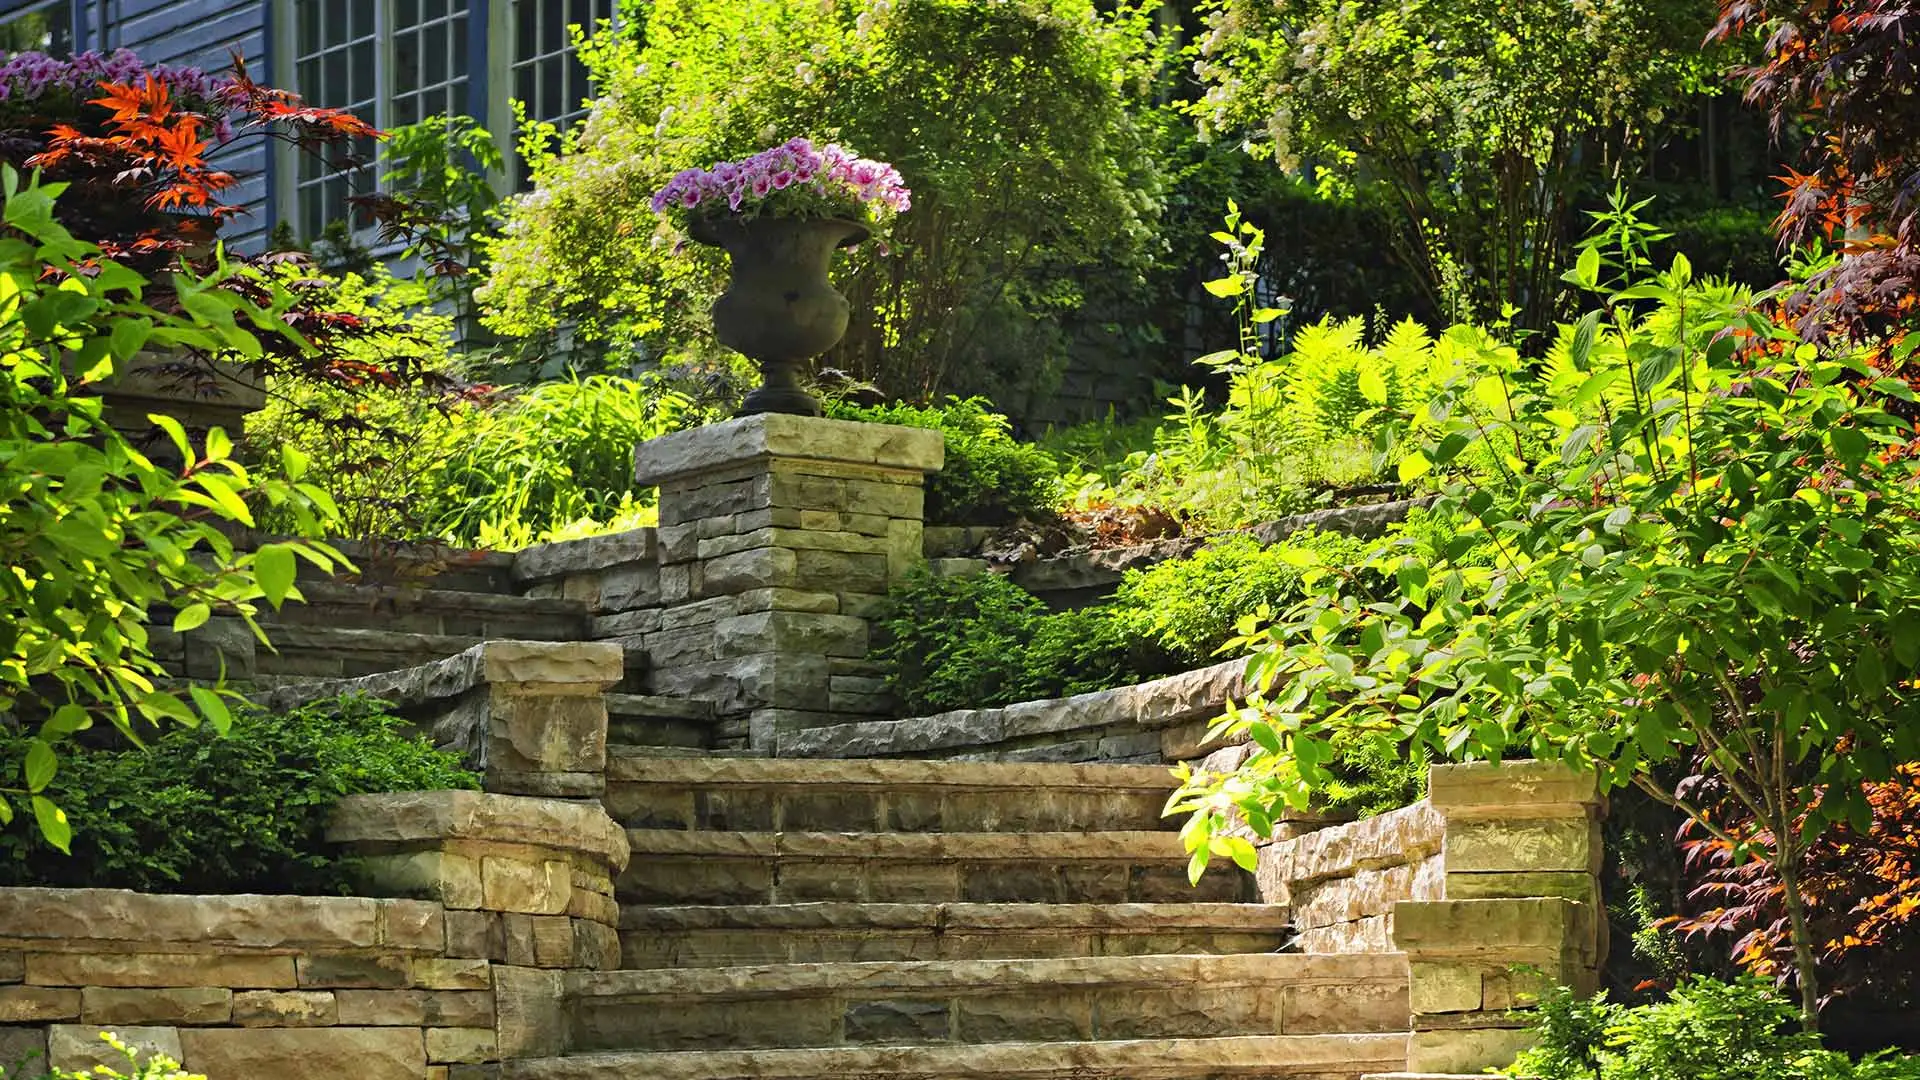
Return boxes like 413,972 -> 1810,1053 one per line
650,137 -> 911,220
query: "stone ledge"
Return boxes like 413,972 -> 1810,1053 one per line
328,791 -> 630,872
512,529 -> 659,585
0,889 -> 444,953
263,640 -> 626,713
634,415 -> 945,487
780,659 -> 1249,759
1428,761 -> 1601,819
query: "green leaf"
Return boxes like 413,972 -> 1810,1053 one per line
173,602 -> 212,633
1357,367 -> 1388,405
40,703 -> 91,737
1567,310 -> 1600,369
255,543 -> 297,608
1398,452 -> 1433,483
24,739 -> 56,791
31,796 -> 71,854
188,685 -> 235,734
1202,277 -> 1244,298
1574,246 -> 1601,289
1634,346 -> 1682,396
1187,848 -> 1209,886
148,412 -> 192,461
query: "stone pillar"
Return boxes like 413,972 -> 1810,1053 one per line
632,414 -> 944,754
1394,761 -> 1607,1074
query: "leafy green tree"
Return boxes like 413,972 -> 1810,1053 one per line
480,0 -> 1169,408
1186,0 -> 1729,330
0,168 -> 345,848
1172,244 -> 1920,1027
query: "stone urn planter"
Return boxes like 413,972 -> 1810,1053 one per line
690,214 -> 870,417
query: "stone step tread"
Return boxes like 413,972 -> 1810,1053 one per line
605,756 -> 1176,790
624,830 -> 1190,861
573,952 -> 1406,999
502,1034 -> 1410,1080
608,694 -> 717,721
269,580 -> 591,615
261,625 -> 492,652
619,902 -> 1291,933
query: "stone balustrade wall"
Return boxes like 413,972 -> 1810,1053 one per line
0,791 -> 627,1080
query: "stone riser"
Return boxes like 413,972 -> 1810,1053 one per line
571,979 -> 1408,1052
262,604 -> 589,642
605,784 -> 1173,835
501,1034 -> 1411,1080
617,855 -> 1251,906
619,926 -> 1289,969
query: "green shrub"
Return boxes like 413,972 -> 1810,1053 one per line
872,569 -> 1143,715
1509,977 -> 1920,1080
0,695 -> 478,895
1112,531 -> 1370,666
825,397 -> 1063,525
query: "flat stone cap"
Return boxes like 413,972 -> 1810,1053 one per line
634,414 -> 944,486
1428,760 -> 1601,817
266,639 -> 625,712
328,789 -> 630,871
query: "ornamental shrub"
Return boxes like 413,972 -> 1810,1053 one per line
824,397 -> 1062,524
1508,977 -> 1920,1079
0,695 -> 478,895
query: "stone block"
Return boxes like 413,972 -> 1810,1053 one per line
475,640 -> 624,687
529,917 -> 575,968
660,596 -> 741,630
487,690 -> 609,779
445,911 -> 505,960
0,952 -> 22,983
658,523 -> 700,563
1409,962 -> 1485,1014
358,851 -> 484,909
1445,818 -> 1601,876
712,611 -> 869,659
28,953 -> 296,990
792,550 -> 888,594
295,954 -> 411,989
640,624 -> 717,668
50,1025 -> 181,1074
481,856 -> 572,915
597,564 -> 660,612
230,990 -> 338,1027
335,989 -> 494,1027
412,958 -> 493,991
81,987 -> 231,1026
1445,870 -> 1600,903
571,919 -> 622,971
735,587 -> 840,614
179,1026 -> 426,1080
635,415 -> 943,487
0,1026 -> 47,1073
491,967 -> 565,1059
1408,1025 -> 1537,1074
1428,760 -> 1601,819
327,791 -> 631,875
0,985 -> 81,1021
700,547 -> 798,595
426,1027 -> 496,1064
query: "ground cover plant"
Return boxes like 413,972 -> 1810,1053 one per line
825,396 -> 1063,525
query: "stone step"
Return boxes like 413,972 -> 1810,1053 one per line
289,535 -> 521,594
568,952 -> 1409,1052
618,830 -> 1251,906
618,901 -> 1293,968
502,1034 -> 1411,1080
604,757 -> 1179,834
262,581 -> 592,640
607,695 -> 718,752
254,625 -> 491,682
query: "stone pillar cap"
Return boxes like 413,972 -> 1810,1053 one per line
327,789 -> 631,871
634,413 -> 945,486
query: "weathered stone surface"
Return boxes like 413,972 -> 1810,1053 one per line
1407,1026 -> 1536,1074
0,890 -> 406,952
0,950 -> 21,983
1408,962 -> 1484,1015
264,640 -> 622,715
492,966 -> 565,1059
1444,818 -> 1600,876
0,1026 -> 48,1073
295,954 -> 411,989
1428,761 -> 1601,819
50,1025 -> 182,1073
179,1026 -> 426,1080
335,989 -> 494,1026
1393,898 -> 1596,961
634,415 -> 943,487
511,528 -> 657,584
481,856 -> 572,915
712,612 -> 869,660
414,957 -> 494,991
358,851 -> 484,909
446,911 -> 505,960
231,990 -> 338,1027
0,984 -> 80,1021
28,953 -> 296,990
81,986 -> 231,1026
427,1027 -> 497,1064
328,790 -> 630,873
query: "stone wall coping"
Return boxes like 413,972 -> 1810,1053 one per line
633,414 -> 945,487
1005,498 -> 1432,597
327,790 -> 630,871
1266,802 -> 1445,887
511,528 -> 659,585
1427,761 -> 1601,818
262,639 -> 626,713
780,658 -> 1250,758
0,886 -> 445,953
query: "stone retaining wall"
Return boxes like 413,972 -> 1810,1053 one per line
0,792 -> 628,1080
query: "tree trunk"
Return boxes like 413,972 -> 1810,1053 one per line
1775,837 -> 1823,1031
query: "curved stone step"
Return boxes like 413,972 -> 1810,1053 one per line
565,952 -> 1409,1052
255,625 -> 491,682
619,830 -> 1250,906
501,1034 -> 1410,1080
618,901 -> 1293,968
605,757 -> 1180,834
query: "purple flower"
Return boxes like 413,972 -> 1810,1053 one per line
649,136 -> 912,226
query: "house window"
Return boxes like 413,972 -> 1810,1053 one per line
279,0 -> 612,240
1,0 -> 74,57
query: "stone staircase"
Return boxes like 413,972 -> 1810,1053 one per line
495,753 -> 1413,1079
